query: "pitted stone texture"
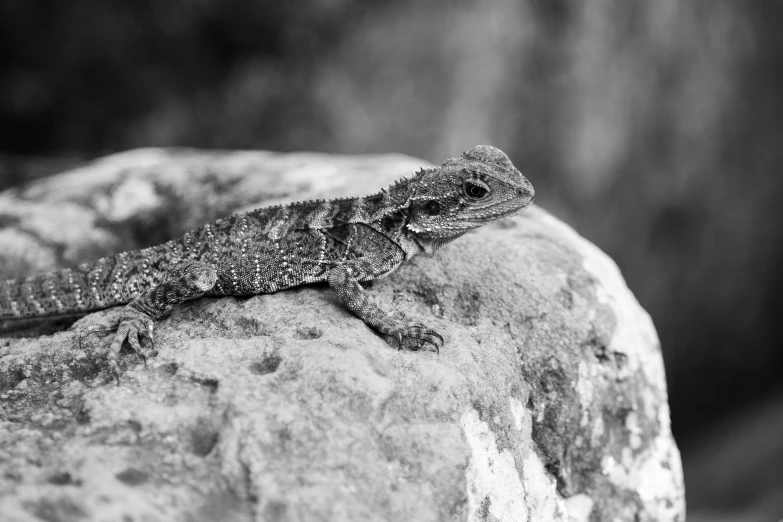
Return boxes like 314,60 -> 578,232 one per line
0,149 -> 684,521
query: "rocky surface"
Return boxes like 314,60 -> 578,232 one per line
0,149 -> 685,521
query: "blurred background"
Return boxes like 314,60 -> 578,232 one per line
1,0 -> 781,519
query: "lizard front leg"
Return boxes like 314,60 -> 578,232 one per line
327,264 -> 443,352
108,260 -> 217,382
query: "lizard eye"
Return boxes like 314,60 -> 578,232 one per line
424,201 -> 441,216
463,180 -> 490,199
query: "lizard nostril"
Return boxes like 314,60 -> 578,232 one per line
516,187 -> 534,203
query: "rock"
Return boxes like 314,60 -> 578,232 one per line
0,148 -> 685,521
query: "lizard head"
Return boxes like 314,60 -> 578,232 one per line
405,145 -> 535,250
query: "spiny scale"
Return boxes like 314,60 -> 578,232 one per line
0,145 -> 535,381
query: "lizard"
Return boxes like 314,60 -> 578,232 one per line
0,145 -> 535,382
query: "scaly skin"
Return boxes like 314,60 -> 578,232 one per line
0,145 -> 535,381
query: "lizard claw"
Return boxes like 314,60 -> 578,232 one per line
407,324 -> 443,353
108,309 -> 157,384
388,323 -> 443,353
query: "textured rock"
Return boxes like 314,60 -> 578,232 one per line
0,148 -> 685,521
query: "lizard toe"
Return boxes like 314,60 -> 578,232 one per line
108,322 -> 131,383
126,318 -> 156,361
407,324 -> 443,353
388,324 -> 443,353
138,326 -> 158,361
108,359 -> 122,386
108,309 -> 156,382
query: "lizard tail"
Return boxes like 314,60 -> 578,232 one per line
1,268 -> 109,320
0,252 -> 143,320
1,240 -> 191,321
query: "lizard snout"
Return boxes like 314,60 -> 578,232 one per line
516,178 -> 535,203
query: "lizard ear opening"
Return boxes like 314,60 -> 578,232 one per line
424,201 -> 441,216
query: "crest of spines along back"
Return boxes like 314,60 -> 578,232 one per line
384,166 -> 431,203
310,165 -> 429,206
391,167 -> 429,189
243,166 -> 432,221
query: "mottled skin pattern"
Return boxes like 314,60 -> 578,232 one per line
1,145 -> 534,381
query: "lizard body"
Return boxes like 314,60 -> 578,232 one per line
0,145 -> 534,380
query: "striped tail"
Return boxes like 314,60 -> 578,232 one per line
1,263 -> 121,320
0,241 -> 183,320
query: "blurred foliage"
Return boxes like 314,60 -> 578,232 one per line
0,0 -> 357,153
2,0 -> 782,516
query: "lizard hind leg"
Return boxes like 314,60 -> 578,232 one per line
108,260 -> 218,384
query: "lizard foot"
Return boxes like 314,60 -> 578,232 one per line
108,309 -> 157,384
387,323 -> 443,354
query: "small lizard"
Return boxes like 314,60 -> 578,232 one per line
1,145 -> 534,381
